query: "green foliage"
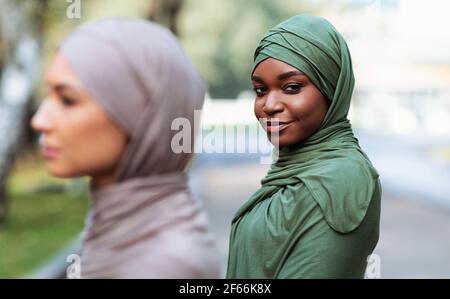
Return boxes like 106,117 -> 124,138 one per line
179,0 -> 318,98
0,157 -> 88,278
37,0 -> 320,99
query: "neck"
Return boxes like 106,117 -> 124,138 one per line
91,171 -> 118,189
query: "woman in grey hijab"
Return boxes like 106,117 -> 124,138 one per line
31,18 -> 221,278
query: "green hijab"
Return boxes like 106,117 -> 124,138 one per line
228,14 -> 380,275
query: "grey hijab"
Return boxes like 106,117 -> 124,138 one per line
60,18 -> 221,278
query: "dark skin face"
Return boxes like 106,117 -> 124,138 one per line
252,58 -> 330,148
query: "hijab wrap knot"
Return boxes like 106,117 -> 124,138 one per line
60,19 -> 221,278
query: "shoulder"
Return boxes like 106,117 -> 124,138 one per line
314,153 -> 379,183
297,154 -> 381,234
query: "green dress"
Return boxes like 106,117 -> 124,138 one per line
227,180 -> 381,278
226,15 -> 381,279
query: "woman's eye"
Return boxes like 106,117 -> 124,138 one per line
284,84 -> 302,93
253,87 -> 267,97
60,96 -> 77,107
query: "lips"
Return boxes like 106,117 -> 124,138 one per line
41,146 -> 58,159
39,136 -> 59,159
262,119 -> 294,133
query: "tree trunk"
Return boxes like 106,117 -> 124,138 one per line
0,0 -> 44,222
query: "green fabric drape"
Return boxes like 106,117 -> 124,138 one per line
227,15 -> 381,278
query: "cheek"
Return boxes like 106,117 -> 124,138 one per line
280,91 -> 328,146
291,90 -> 327,124
50,109 -> 126,178
254,99 -> 264,119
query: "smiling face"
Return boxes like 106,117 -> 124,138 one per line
31,53 -> 127,187
252,58 -> 330,148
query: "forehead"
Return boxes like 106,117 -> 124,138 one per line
253,58 -> 301,76
46,53 -> 84,89
252,58 -> 309,84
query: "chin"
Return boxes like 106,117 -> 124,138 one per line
45,162 -> 80,179
267,133 -> 301,148
268,138 -> 288,149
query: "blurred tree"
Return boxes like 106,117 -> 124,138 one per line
147,0 -> 182,35
179,0 -> 319,98
36,0 -> 318,100
0,0 -> 46,222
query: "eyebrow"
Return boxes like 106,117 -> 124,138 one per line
49,83 -> 82,94
276,71 -> 305,81
251,71 -> 306,83
251,75 -> 265,84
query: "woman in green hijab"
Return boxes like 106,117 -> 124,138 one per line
226,15 -> 381,279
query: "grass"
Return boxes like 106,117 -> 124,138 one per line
0,153 -> 88,278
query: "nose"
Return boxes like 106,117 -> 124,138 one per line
262,91 -> 284,115
31,99 -> 53,134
